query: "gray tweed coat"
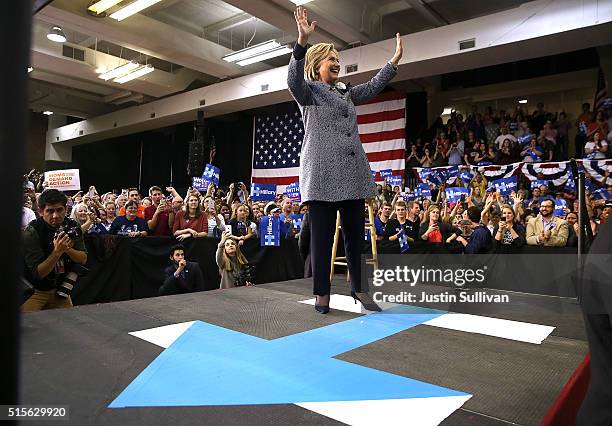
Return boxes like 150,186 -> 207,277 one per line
287,51 -> 397,203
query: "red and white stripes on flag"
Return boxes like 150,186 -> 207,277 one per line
250,91 -> 406,193
356,91 -> 406,180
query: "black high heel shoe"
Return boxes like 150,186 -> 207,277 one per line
314,295 -> 330,314
351,291 -> 382,312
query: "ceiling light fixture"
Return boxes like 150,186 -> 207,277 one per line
110,0 -> 163,21
28,67 -> 33,73
43,111 -> 54,115
98,62 -> 140,80
222,40 -> 283,63
88,0 -> 126,14
442,107 -> 453,115
518,99 -> 528,104
113,65 -> 154,83
47,26 -> 67,43
290,0 -> 314,5
236,45 -> 292,66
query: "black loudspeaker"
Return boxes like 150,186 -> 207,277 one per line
187,110 -> 206,177
187,140 -> 204,177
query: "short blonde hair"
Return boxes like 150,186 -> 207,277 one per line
304,43 -> 338,81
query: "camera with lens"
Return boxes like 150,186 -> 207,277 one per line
56,263 -> 89,299
235,265 -> 255,286
56,223 -> 81,241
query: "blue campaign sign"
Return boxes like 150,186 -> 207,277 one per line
286,182 -> 301,202
291,214 -> 304,231
518,133 -> 533,145
251,183 -> 277,201
427,170 -> 447,187
259,215 -> 280,247
418,168 -> 432,182
531,179 -> 548,189
192,177 -> 208,192
459,170 -> 474,184
380,169 -> 393,179
415,183 -> 431,199
201,164 -> 220,187
364,228 -> 371,241
402,192 -> 415,202
554,199 -> 567,217
593,188 -> 612,200
387,175 -> 403,187
398,228 -> 410,253
445,187 -> 469,203
491,176 -> 518,195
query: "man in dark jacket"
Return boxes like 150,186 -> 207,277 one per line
22,189 -> 88,312
159,244 -> 205,295
456,206 -> 492,254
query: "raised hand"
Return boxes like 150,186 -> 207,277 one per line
390,33 -> 403,66
294,6 -> 317,46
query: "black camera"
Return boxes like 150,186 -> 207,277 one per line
235,265 -> 255,286
57,224 -> 80,241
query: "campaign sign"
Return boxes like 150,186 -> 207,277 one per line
418,168 -> 432,182
398,229 -> 410,253
260,216 -> 280,247
427,170 -> 447,186
402,192 -> 416,202
491,176 -> 518,195
415,183 -> 431,199
251,183 -> 277,201
445,187 -> 470,203
531,179 -> 549,189
44,169 -> 81,191
554,199 -> 567,217
593,188 -> 612,200
291,214 -> 304,231
192,177 -> 208,192
379,169 -> 393,179
286,182 -> 301,202
459,170 -> 474,184
201,164 -> 220,188
387,175 -> 403,187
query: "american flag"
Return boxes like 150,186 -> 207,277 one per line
251,91 -> 406,192
594,67 -> 608,112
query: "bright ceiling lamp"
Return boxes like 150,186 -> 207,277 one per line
518,99 -> 528,104
47,26 -> 66,43
110,0 -> 163,21
222,40 -> 283,63
88,0 -> 125,14
28,67 -> 33,73
114,65 -> 154,83
43,111 -> 54,115
236,45 -> 292,66
290,0 -> 314,5
98,62 -> 140,80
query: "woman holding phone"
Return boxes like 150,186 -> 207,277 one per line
419,204 -> 453,243
287,6 -> 402,314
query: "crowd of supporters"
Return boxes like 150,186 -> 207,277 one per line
406,102 -> 612,169
19,101 -> 612,309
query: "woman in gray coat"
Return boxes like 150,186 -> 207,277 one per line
288,6 -> 403,314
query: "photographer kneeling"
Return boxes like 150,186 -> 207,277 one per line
216,230 -> 254,289
22,189 -> 87,312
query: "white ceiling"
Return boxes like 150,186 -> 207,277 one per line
31,0 -> 536,118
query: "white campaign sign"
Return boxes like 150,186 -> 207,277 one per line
44,169 -> 81,191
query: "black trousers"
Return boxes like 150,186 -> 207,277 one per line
308,199 -> 365,296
